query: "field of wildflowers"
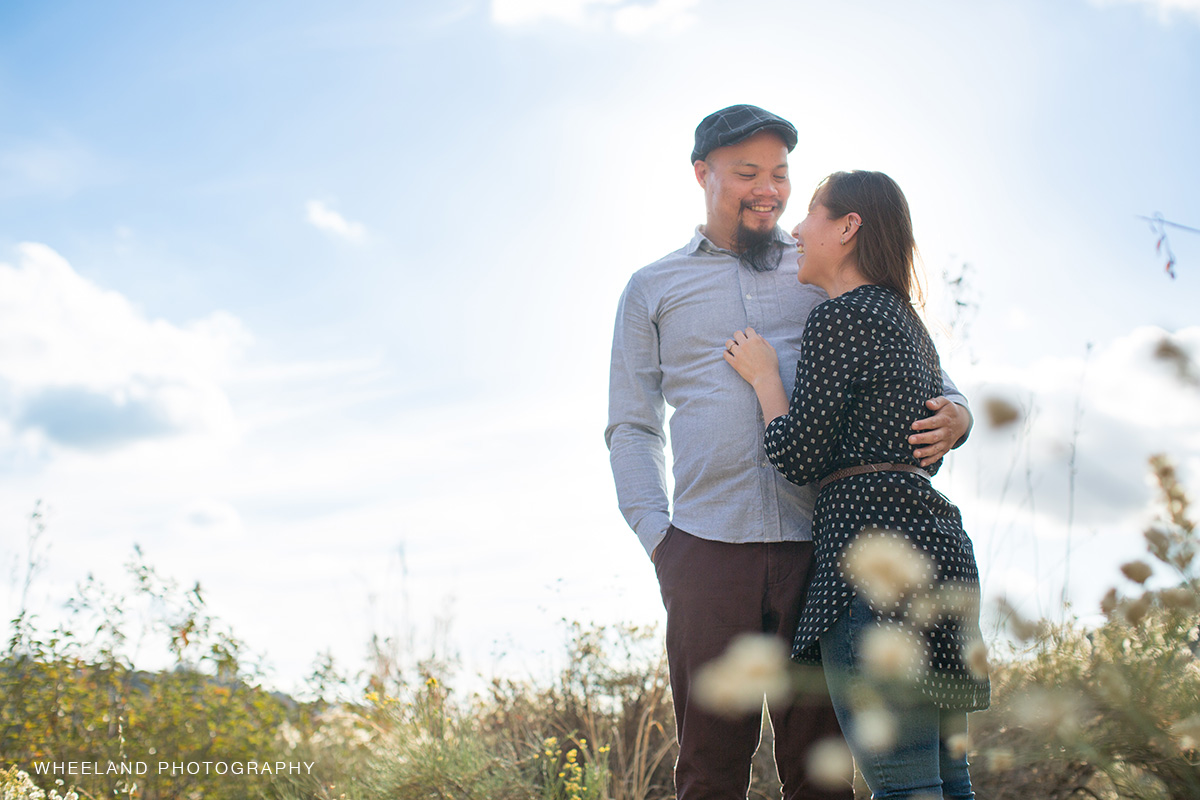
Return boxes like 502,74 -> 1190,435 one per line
3,455 -> 1196,800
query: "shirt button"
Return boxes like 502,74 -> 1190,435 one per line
746,293 -> 753,299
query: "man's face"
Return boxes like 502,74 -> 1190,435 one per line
695,130 -> 791,253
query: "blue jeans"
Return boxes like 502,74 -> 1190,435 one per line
819,597 -> 975,799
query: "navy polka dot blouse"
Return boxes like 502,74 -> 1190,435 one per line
765,284 -> 990,710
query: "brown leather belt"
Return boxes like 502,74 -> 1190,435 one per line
817,462 -> 931,490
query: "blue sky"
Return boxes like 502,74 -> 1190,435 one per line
1,0 -> 1198,692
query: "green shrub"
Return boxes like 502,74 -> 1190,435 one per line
1,546 -> 292,800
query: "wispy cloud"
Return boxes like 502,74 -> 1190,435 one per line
305,200 -> 367,243
0,243 -> 246,452
1090,0 -> 1200,24
491,0 -> 698,34
953,325 -> 1200,528
941,326 -> 1200,615
0,139 -> 113,200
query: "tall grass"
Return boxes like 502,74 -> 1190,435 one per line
970,454 -> 1200,800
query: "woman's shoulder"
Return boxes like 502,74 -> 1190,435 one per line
809,285 -> 896,326
833,285 -> 917,326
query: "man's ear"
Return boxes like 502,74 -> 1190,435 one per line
694,159 -> 709,188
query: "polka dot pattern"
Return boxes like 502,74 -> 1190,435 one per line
764,284 -> 990,710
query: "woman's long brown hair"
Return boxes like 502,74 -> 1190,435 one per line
817,170 -> 926,313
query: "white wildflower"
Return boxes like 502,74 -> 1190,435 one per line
860,623 -> 922,681
1,767 -> 47,800
1171,714 -> 1200,751
805,737 -> 854,789
945,732 -> 969,760
986,747 -> 1014,772
693,633 -> 791,717
843,532 -> 934,609
855,706 -> 897,752
965,640 -> 989,681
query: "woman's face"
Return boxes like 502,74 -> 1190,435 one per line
791,191 -> 845,290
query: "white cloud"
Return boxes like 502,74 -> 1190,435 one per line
491,0 -> 698,34
0,243 -> 247,452
305,200 -> 367,243
948,325 -> 1200,525
613,0 -> 698,34
1090,0 -> 1200,23
937,326 -> 1200,615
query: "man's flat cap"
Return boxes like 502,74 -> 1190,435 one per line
691,104 -> 798,163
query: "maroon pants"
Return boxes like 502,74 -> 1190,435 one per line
655,525 -> 853,800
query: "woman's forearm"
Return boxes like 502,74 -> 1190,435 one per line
753,374 -> 789,426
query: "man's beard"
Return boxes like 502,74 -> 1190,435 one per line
733,210 -> 781,273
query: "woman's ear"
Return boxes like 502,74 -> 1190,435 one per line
840,212 -> 863,245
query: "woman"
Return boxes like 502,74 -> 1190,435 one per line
724,171 -> 990,799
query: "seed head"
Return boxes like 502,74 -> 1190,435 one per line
1120,560 -> 1153,585
861,624 -> 922,681
843,532 -> 934,609
805,737 -> 854,789
693,633 -> 791,717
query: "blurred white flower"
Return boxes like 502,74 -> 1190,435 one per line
310,704 -> 375,748
860,623 -> 922,681
907,592 -> 941,628
945,732 -> 969,760
805,737 -> 854,789
277,718 -> 302,749
693,633 -> 791,717
855,706 -> 897,752
909,582 -> 980,630
986,747 -> 1015,772
1171,714 -> 1200,751
965,640 -> 990,681
1012,687 -> 1085,740
843,532 -> 934,609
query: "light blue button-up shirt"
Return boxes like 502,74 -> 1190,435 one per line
605,227 -> 967,558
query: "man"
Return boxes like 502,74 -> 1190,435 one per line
605,105 -> 972,800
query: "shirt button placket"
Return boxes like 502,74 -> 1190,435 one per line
743,268 -> 780,541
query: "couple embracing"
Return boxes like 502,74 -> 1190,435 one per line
605,105 -> 990,800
